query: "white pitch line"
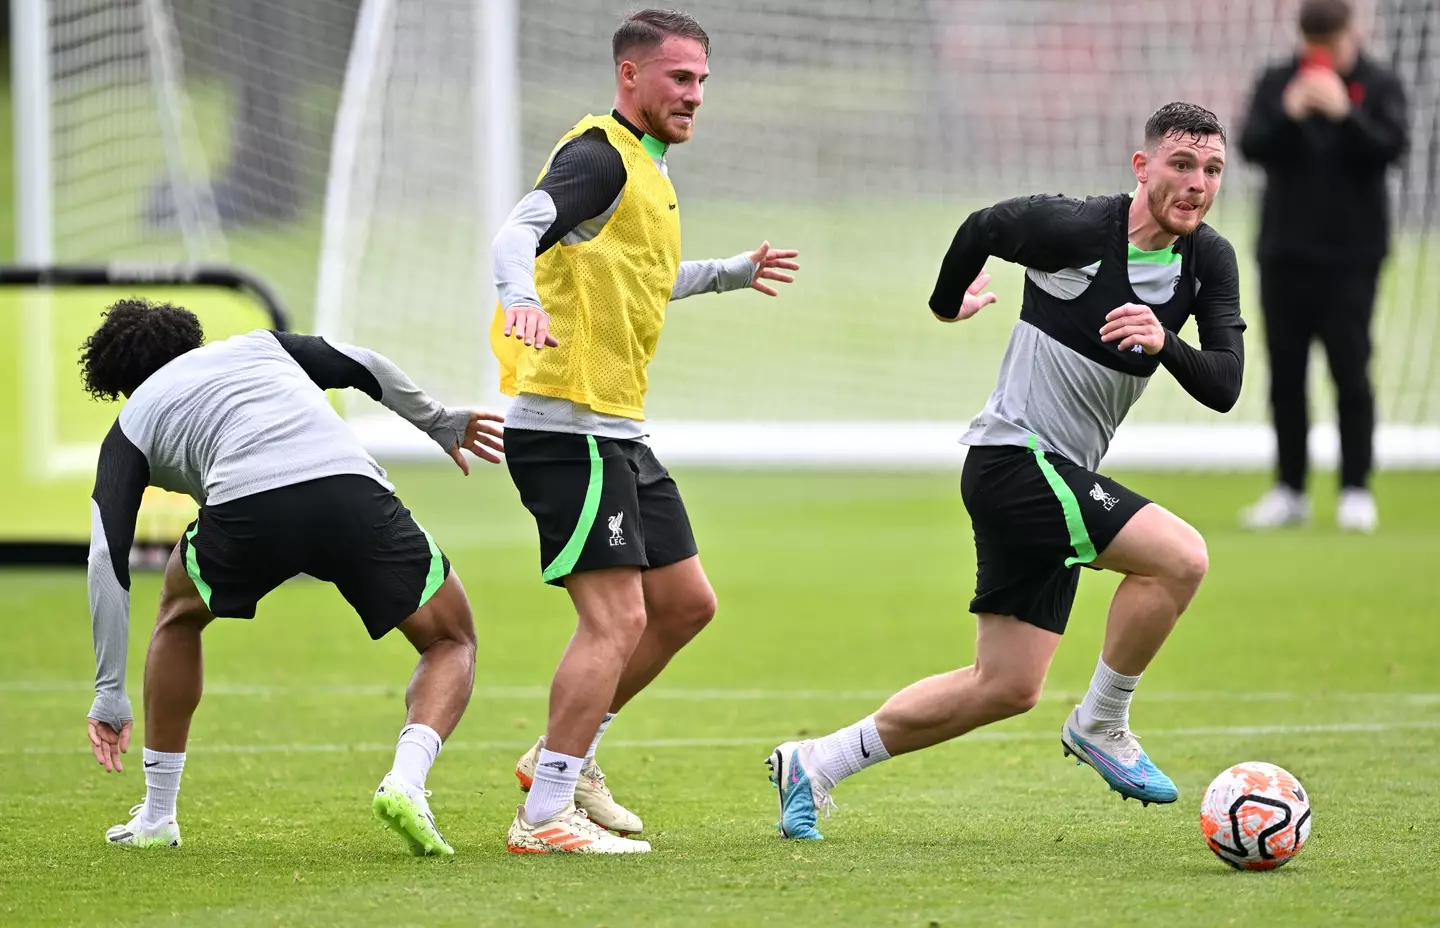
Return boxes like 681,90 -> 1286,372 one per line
3,680 -> 1439,705
16,718 -> 1440,757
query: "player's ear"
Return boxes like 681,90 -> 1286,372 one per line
617,59 -> 638,89
1132,149 -> 1149,185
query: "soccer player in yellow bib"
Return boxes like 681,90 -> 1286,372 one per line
489,9 -> 799,854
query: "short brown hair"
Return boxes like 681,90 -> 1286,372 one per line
1299,0 -> 1353,39
1144,102 -> 1227,148
612,9 -> 709,64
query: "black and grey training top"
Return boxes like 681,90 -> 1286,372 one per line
929,192 -> 1246,470
87,330 -> 471,730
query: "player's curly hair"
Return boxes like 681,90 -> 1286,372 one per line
613,9 -> 709,63
79,298 -> 204,401
1145,102 -> 1226,149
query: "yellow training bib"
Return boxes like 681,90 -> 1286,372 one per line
490,114 -> 681,419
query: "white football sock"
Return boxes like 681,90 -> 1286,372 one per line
1077,657 -> 1142,732
391,723 -> 443,789
585,713 -> 616,762
808,715 -> 891,789
140,749 -> 186,827
523,748 -> 583,824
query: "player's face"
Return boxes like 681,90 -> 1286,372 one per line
626,36 -> 708,144
1141,132 -> 1226,236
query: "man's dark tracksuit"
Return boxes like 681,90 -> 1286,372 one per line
1239,52 -> 1408,490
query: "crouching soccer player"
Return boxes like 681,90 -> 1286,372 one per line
769,103 -> 1246,839
81,299 -> 502,855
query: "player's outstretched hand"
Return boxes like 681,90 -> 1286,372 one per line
503,305 -> 560,350
1100,303 -> 1166,355
87,717 -> 131,773
749,241 -> 800,296
450,410 -> 505,474
936,271 -> 997,322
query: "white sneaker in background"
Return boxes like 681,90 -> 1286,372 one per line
1240,486 -> 1310,530
1337,488 -> 1378,534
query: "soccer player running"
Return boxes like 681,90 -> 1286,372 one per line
768,103 -> 1245,839
490,9 -> 799,854
81,300 -> 502,855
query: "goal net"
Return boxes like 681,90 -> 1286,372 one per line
20,0 -> 1440,467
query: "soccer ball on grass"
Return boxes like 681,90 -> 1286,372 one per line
1200,761 -> 1311,870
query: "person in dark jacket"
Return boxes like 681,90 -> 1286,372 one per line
1238,0 -> 1408,533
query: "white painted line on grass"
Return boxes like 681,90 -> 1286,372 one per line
16,718 -> 1440,757
4,680 -> 1439,705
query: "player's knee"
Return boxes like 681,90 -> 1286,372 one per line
667,585 -> 717,643
155,590 -> 210,633
981,673 -> 1044,718
441,615 -> 478,659
422,575 -> 478,648
1169,528 -> 1209,592
586,603 -> 648,652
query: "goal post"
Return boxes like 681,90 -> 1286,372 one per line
11,0 -> 53,265
313,0 -> 512,438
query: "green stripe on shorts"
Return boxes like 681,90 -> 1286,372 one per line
1027,433 -> 1098,568
418,526 -> 446,608
542,435 -> 604,582
184,522 -> 213,608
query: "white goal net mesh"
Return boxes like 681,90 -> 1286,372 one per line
29,0 -> 1440,465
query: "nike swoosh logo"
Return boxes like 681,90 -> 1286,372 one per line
1072,733 -> 1148,789
668,203 -> 677,210
144,761 -> 159,768
860,732 -> 870,759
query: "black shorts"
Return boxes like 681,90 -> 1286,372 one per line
960,442 -> 1150,634
504,429 -> 698,586
179,474 -> 449,639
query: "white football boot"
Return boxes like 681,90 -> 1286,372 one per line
106,803 -> 181,849
515,738 -> 643,835
506,803 -> 651,854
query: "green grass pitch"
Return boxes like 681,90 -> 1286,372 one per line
3,465 -> 1439,926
